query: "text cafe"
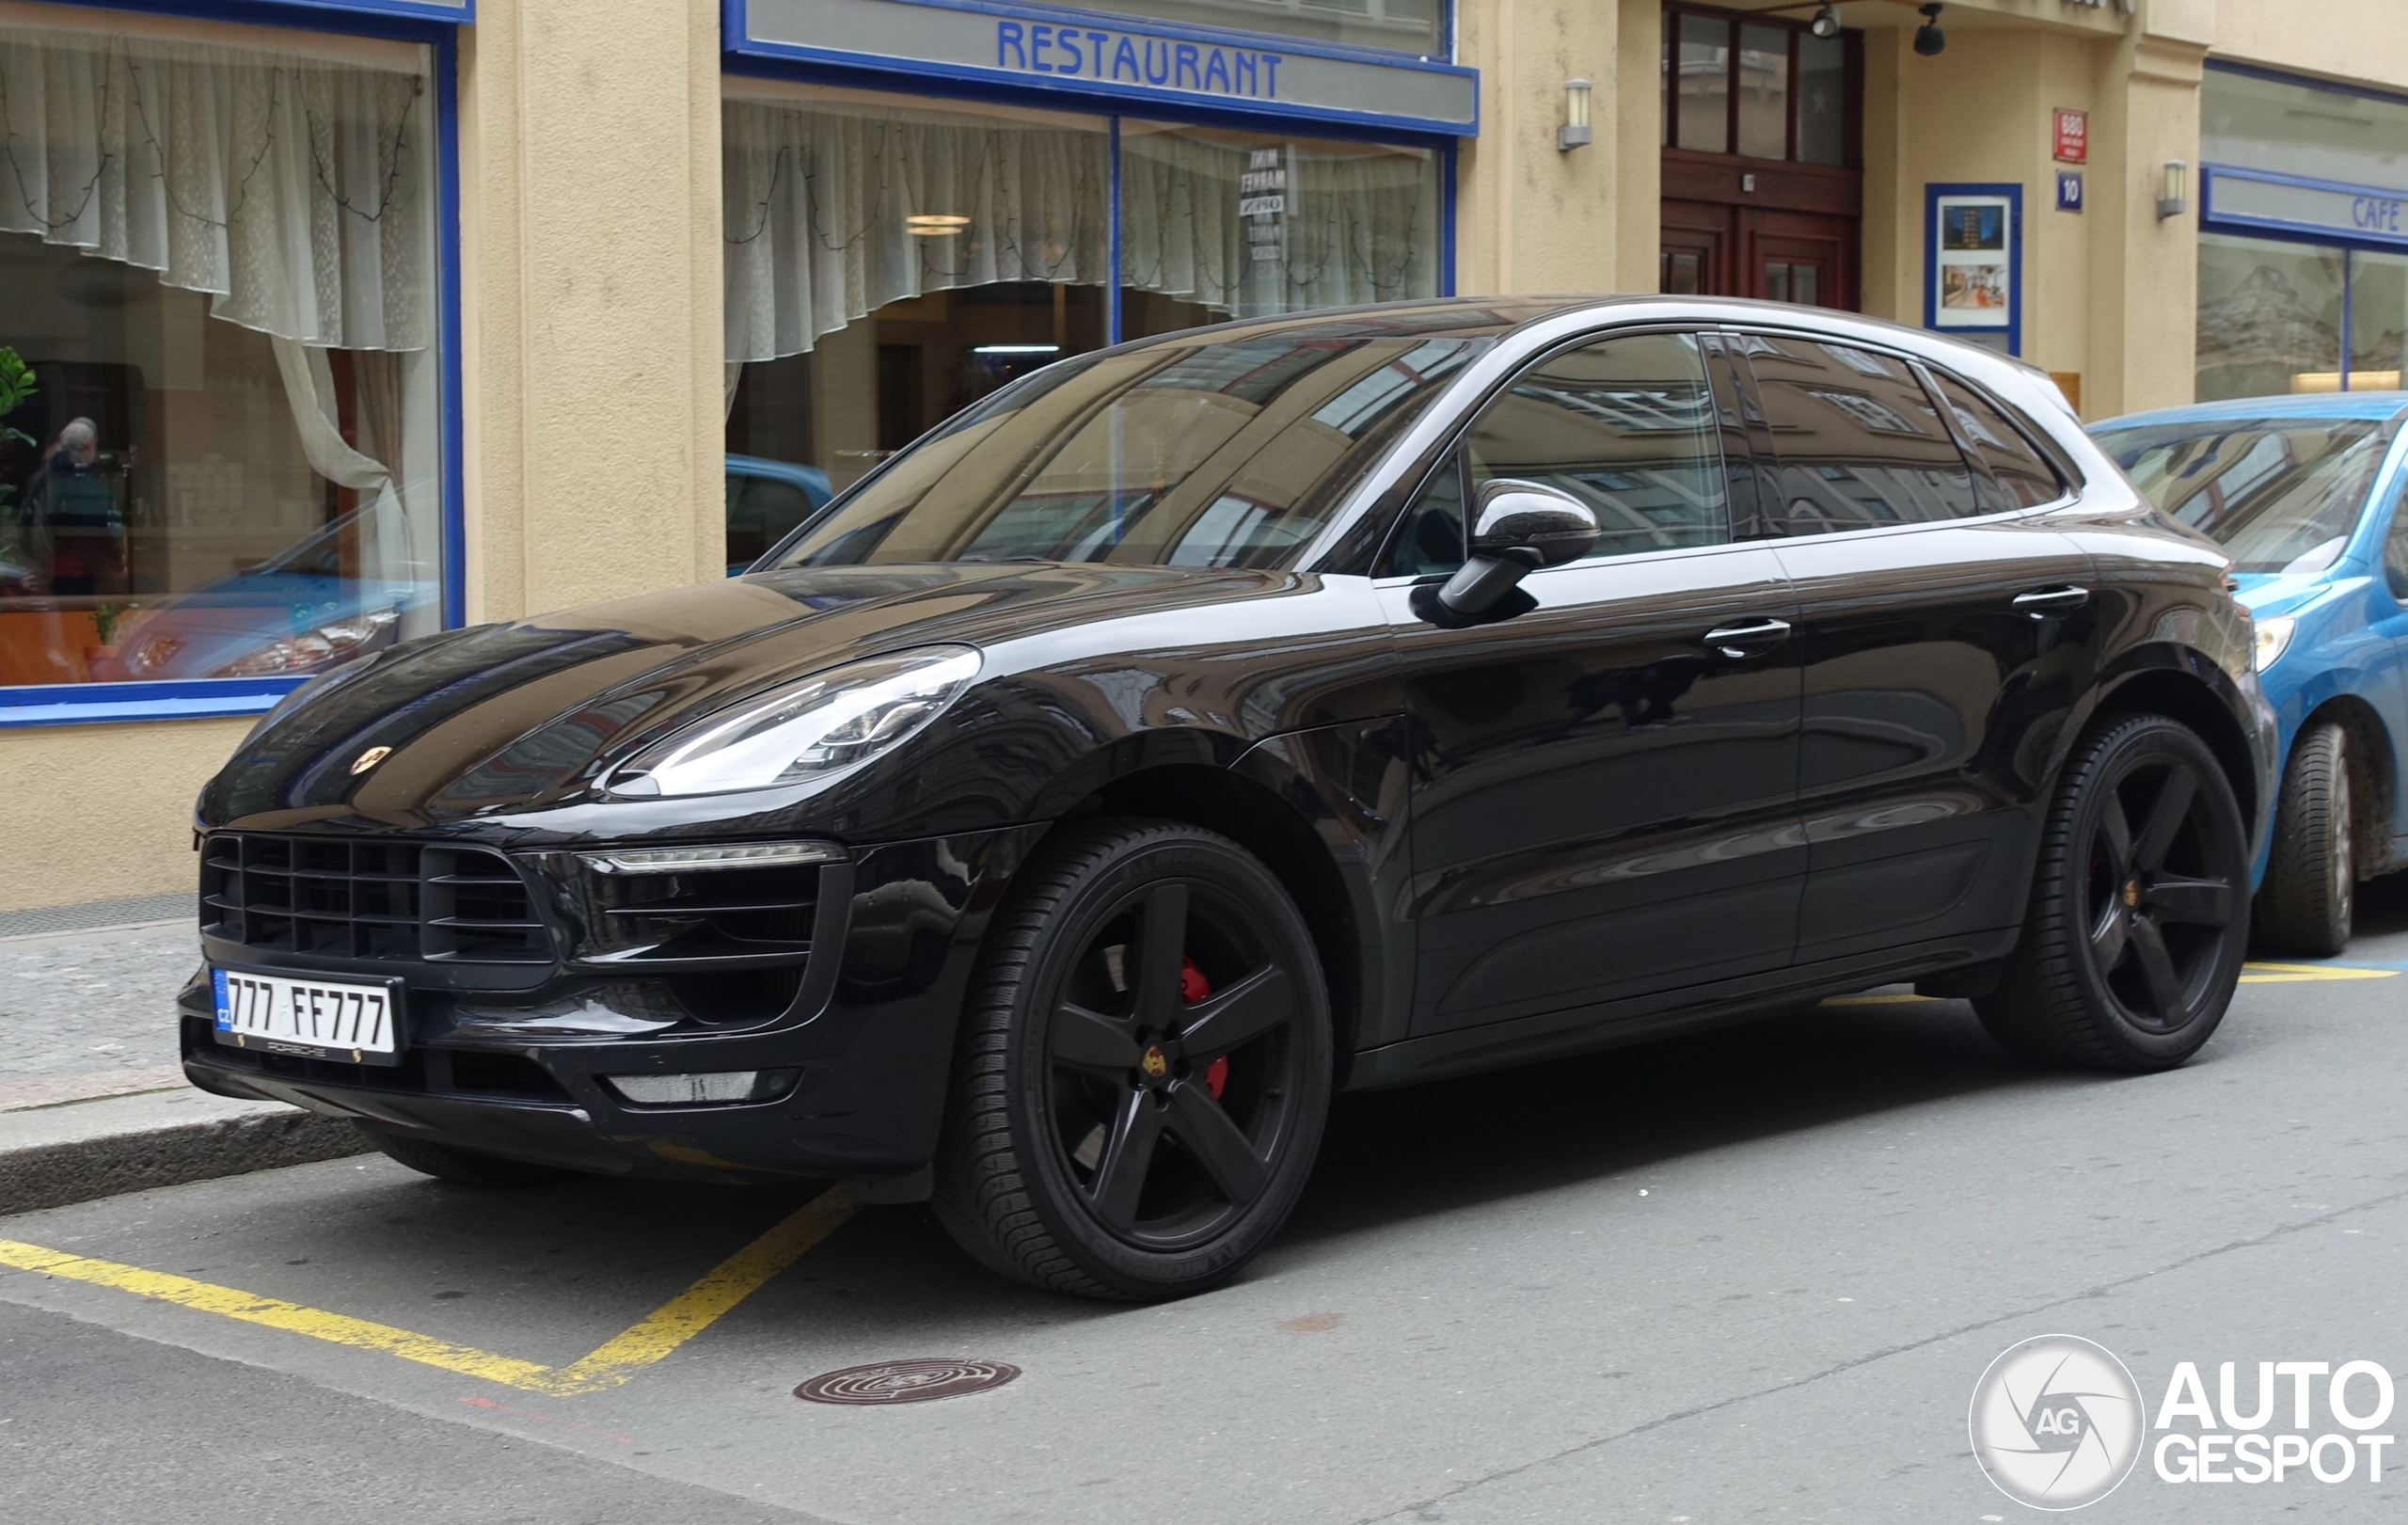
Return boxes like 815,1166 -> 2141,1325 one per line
719,0 -> 1477,519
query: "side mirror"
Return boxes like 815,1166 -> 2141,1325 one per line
1424,479 -> 1600,618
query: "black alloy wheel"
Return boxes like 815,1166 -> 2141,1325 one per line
931,819 -> 1331,1300
2254,722 -> 2355,957
1977,715 -> 2250,1072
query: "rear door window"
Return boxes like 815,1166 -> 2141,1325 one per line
1735,334 -> 1984,532
1927,371 -> 2066,510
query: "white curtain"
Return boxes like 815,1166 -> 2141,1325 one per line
3,22 -> 436,623
1119,132 -> 1440,321
271,337 -> 417,583
0,24 -> 433,351
723,98 -> 1109,363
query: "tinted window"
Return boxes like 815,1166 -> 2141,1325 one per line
1385,455 -> 1467,577
1465,331 -> 1731,563
2089,415 -> 2396,574
774,321 -> 1494,571
1739,336 -> 1983,531
1929,372 -> 2064,509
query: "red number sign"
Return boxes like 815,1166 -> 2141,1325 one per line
2054,108 -> 2088,165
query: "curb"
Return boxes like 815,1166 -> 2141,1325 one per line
0,1088 -> 369,1219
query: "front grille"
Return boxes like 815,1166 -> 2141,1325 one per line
201,834 -> 553,965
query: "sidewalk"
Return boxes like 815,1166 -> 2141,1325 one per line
0,898 -> 365,1215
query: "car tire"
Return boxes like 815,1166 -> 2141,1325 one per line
2253,722 -> 2354,958
1975,715 -> 2250,1072
360,1125 -> 578,1187
930,818 -> 1332,1301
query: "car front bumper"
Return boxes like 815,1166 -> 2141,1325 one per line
180,823 -> 1049,1186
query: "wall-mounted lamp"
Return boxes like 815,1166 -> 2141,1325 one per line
1559,77 -> 1593,151
1913,4 -> 1946,56
2158,160 -> 2189,219
1810,3 -> 1840,40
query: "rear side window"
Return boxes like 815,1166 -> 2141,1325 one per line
1928,372 -> 2066,509
1464,331 -> 1732,563
1737,334 -> 1983,531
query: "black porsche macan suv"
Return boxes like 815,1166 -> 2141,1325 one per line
182,297 -> 2277,1299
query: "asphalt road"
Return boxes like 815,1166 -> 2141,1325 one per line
7,885 -> 2408,1524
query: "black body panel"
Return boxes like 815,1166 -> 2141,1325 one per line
182,295 -> 2277,1183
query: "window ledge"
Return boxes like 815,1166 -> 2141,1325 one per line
0,678 -> 306,729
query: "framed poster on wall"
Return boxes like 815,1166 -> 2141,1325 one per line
1925,183 -> 2022,356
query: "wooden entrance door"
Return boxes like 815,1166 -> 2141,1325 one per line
1659,201 -> 1857,310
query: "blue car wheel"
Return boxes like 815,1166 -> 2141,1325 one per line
2256,723 -> 2355,956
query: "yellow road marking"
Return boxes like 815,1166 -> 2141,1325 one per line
0,1187 -> 854,1396
2239,961 -> 2400,984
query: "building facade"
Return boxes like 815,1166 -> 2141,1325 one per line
1,0 -> 2402,909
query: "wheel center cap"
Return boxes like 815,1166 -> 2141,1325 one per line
2123,879 -> 2141,909
1139,1045 -> 1170,1082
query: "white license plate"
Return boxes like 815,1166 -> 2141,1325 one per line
212,968 -> 403,1063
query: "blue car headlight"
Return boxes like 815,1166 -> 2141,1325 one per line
2254,615 -> 2296,672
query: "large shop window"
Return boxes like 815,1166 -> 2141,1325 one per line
2197,69 -> 2408,400
720,88 -> 1442,570
0,20 -> 442,691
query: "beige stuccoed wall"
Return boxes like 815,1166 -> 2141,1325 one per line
458,0 -> 726,626
0,720 -> 250,912
1452,0 -> 1638,294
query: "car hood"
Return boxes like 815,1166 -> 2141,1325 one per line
2230,567 -> 2344,618
199,562 -> 1325,831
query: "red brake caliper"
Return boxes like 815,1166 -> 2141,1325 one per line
1180,957 -> 1228,1100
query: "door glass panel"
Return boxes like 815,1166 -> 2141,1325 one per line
1764,262 -> 1819,307
1735,24 -> 1789,160
1798,31 -> 1846,167
1383,454 -> 1467,577
1927,372 -> 2064,509
1676,14 -> 1730,154
1740,335 -> 1982,530
1465,332 -> 1730,562
1663,249 -> 1703,294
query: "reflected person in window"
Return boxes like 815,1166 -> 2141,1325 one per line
22,418 -> 125,596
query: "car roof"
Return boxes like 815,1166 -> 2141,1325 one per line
2092,393 -> 2408,430
1101,294 -> 2065,394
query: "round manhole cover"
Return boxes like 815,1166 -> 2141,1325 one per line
794,1358 -> 1021,1406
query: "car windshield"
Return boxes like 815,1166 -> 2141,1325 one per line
769,320 -> 1495,571
2091,415 -> 2398,574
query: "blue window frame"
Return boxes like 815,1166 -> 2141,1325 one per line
0,0 -> 467,729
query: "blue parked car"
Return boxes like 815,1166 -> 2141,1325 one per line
724,453 -> 831,575
2090,394 -> 2408,954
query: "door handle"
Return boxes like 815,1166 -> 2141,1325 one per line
1702,617 -> 1793,658
2012,585 -> 2090,619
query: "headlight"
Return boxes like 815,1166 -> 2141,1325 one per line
214,607 -> 402,677
608,645 -> 982,798
2254,615 -> 2296,672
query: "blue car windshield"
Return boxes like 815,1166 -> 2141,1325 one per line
2092,416 -> 2397,574
770,324 -> 1493,571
